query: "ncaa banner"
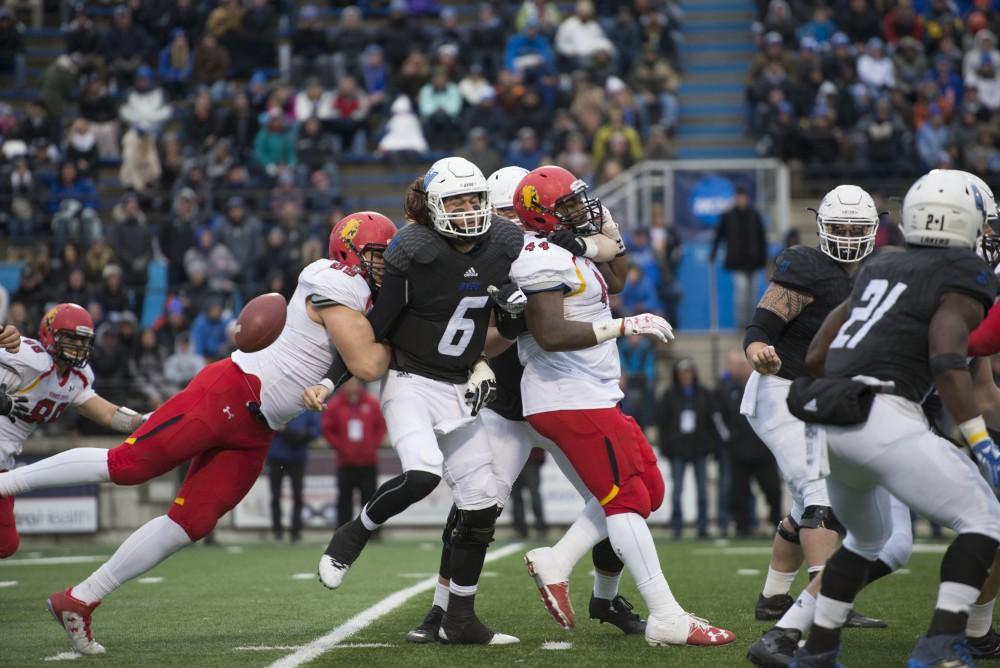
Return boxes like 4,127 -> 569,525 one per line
672,169 -> 758,240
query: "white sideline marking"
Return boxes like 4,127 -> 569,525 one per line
43,652 -> 81,661
400,571 -> 497,579
138,577 -> 163,584
0,580 -> 17,587
0,556 -> 105,567
542,641 -> 573,650
737,568 -> 760,576
269,542 -> 525,668
291,573 -> 314,580
696,543 -> 948,557
238,643 -> 392,651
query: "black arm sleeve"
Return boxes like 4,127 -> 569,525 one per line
367,262 -> 409,343
743,307 -> 788,350
324,352 -> 353,391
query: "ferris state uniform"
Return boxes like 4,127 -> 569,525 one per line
105,259 -> 371,540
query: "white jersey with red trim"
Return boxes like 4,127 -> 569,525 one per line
232,259 -> 373,430
0,338 -> 96,470
509,232 -> 623,416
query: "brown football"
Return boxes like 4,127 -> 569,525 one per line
234,293 -> 287,352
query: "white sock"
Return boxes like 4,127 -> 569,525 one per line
814,594 -> 853,630
0,448 -> 109,496
777,590 -> 817,632
762,566 -> 798,597
967,598 -> 996,638
433,580 -> 450,610
359,507 -> 380,531
936,581 -> 982,616
593,571 -> 621,600
72,515 -> 190,604
550,497 -> 605,571
606,512 -> 684,620
449,581 -> 477,597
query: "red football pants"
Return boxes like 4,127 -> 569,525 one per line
107,360 -> 273,540
0,471 -> 18,558
528,406 -> 664,517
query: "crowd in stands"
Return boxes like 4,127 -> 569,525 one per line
0,0 -> 685,416
748,0 -> 1000,177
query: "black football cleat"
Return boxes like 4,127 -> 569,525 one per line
788,647 -> 844,667
756,593 -> 795,621
317,518 -> 371,589
437,613 -> 519,645
589,594 -> 646,634
406,605 -> 445,644
843,610 -> 887,629
747,626 -> 801,667
969,626 -> 1000,659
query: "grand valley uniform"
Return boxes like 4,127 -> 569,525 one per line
375,218 -> 522,510
0,339 -> 97,557
821,247 -> 1000,556
104,258 -> 371,541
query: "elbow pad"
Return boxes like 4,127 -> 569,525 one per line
743,308 -> 787,350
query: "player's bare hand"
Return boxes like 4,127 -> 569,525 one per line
748,343 -> 782,375
0,325 -> 20,353
302,384 -> 331,411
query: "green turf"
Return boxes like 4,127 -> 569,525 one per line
1,537 -> 953,667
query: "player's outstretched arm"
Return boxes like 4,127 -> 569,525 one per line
971,357 -> 1000,430
930,293 -> 987,425
77,396 -> 144,434
525,291 -> 673,352
804,300 -> 849,378
320,305 -> 390,383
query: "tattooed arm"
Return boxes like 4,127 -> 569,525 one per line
743,282 -> 815,375
757,282 -> 815,321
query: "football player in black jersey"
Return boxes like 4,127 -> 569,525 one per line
312,157 -> 524,645
791,169 -> 1000,667
404,166 -> 645,643
744,186 -> 915,666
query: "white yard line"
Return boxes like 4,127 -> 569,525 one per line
541,641 -> 573,650
236,643 -> 392,652
0,580 -> 17,587
291,573 -> 314,580
137,577 -> 164,584
42,652 -> 81,661
269,542 -> 525,668
0,556 -> 105,567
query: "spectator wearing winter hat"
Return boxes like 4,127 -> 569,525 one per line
97,264 -> 132,315
965,30 -> 1000,81
857,37 -> 896,94
159,28 -> 193,99
119,65 -> 173,132
966,52 -> 1000,112
190,295 -> 232,361
796,4 -> 837,45
377,96 -> 429,158
254,109 -> 297,178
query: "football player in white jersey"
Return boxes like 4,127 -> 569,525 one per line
0,304 -> 147,560
509,165 -> 735,647
0,213 -> 397,656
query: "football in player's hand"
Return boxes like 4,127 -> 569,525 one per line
234,293 -> 286,352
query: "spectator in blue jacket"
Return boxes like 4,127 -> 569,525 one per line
620,263 -> 663,315
504,16 -> 556,82
190,296 -> 231,360
158,29 -> 193,99
619,334 -> 657,427
46,162 -> 99,214
267,410 -> 320,543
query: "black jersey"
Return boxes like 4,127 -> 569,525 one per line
489,343 -> 525,422
826,246 -> 997,402
770,245 -> 853,381
380,218 -> 523,384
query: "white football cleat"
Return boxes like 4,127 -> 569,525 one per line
318,554 -> 349,589
645,613 -> 736,647
524,547 -> 574,629
47,588 -> 106,656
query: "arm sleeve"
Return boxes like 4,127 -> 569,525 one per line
969,301 -> 1000,357
367,262 -> 408,342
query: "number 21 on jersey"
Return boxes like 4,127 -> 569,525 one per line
831,279 -> 908,349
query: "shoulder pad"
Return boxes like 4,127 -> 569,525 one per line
939,249 -> 998,309
0,339 -> 51,383
299,259 -> 371,312
511,234 -> 578,291
384,224 -> 443,273
772,245 -> 829,293
489,218 -> 525,262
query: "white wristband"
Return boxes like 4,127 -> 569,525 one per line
581,236 -> 600,259
593,318 -> 624,344
319,378 -> 335,393
111,406 -> 140,433
959,415 -> 990,447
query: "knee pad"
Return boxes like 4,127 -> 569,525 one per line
822,546 -> 876,603
640,464 -> 665,513
603,476 -> 651,518
451,506 -> 498,549
942,533 -> 1000,590
800,505 -> 846,537
441,503 -> 459,547
364,470 -> 441,524
776,515 -> 801,544
168,501 -> 221,541
591,537 -> 624,573
0,530 -> 19,558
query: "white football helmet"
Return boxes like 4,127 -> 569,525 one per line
963,171 -> 1000,266
487,166 -> 529,219
902,169 -> 989,249
815,184 -> 879,262
423,157 -> 492,238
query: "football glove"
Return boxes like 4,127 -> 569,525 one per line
593,313 -> 675,344
960,417 -> 1000,496
549,229 -> 590,257
487,283 -> 527,317
0,383 -> 29,424
464,358 -> 497,417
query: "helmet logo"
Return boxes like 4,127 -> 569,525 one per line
340,218 -> 361,243
521,184 -> 541,211
42,306 -> 59,331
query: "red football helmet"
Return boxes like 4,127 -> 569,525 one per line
329,211 -> 397,286
38,303 -> 95,368
513,165 -> 604,235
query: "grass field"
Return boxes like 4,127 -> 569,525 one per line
1,536 -> 956,667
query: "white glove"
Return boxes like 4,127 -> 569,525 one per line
600,206 -> 627,255
487,283 -> 527,316
464,358 -> 497,417
593,313 -> 675,344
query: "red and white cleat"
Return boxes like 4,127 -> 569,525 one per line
524,547 -> 574,630
646,613 -> 736,647
47,588 -> 106,656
